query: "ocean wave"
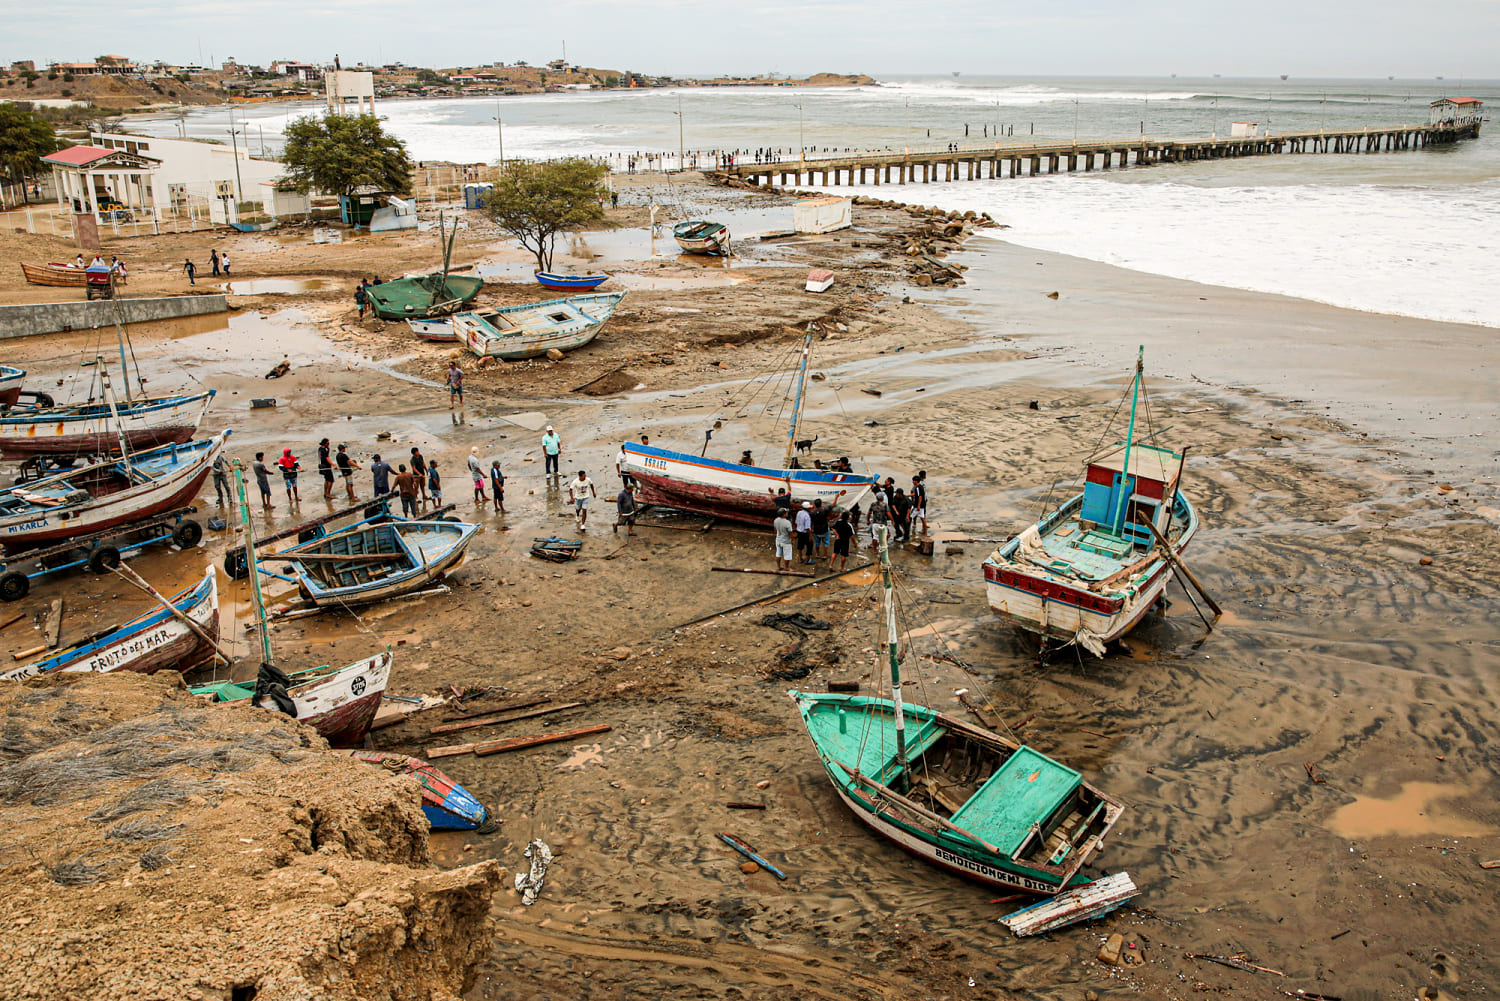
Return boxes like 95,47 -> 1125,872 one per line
874,80 -> 1202,104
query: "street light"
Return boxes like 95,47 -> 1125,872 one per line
226,109 -> 244,222
492,100 -> 504,169
672,94 -> 684,171
793,102 -> 804,160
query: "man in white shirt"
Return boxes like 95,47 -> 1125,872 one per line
772,511 -> 794,571
568,469 -> 597,529
794,501 -> 814,565
614,444 -> 635,490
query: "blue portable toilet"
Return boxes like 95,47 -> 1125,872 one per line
463,183 -> 493,210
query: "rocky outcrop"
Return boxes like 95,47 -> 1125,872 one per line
0,673 -> 503,1001
803,73 -> 876,86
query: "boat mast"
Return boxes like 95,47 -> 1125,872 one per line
111,301 -> 133,404
878,527 -> 908,769
781,327 -> 815,469
97,358 -> 133,477
233,462 -> 275,666
1110,346 -> 1144,538
431,212 -> 454,313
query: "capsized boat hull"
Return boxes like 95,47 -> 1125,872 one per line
0,390 -> 216,460
791,691 -> 1123,896
0,432 -> 229,550
620,443 -> 874,526
278,519 -> 479,608
345,750 -> 492,830
983,491 -> 1197,650
0,569 -> 219,681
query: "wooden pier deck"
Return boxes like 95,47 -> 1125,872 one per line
713,121 -> 1483,188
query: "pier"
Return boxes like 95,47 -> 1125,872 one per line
713,121 -> 1483,188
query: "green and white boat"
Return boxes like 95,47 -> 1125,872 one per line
790,532 -> 1124,896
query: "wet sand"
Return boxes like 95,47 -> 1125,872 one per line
1,189 -> 1497,1001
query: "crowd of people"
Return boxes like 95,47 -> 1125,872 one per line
769,471 -> 928,572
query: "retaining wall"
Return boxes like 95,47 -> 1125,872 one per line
0,295 -> 228,340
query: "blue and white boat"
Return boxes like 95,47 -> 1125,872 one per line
346,751 -> 495,831
534,271 -> 609,291
453,293 -> 625,360
0,568 -> 220,681
619,330 -> 877,524
267,518 -> 480,609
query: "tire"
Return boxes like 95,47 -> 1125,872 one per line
223,550 -> 249,580
173,519 -> 203,549
87,546 -> 121,573
363,502 -> 388,520
297,527 -> 324,544
31,392 -> 54,409
0,572 -> 29,602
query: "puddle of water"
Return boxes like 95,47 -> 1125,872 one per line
1328,781 -> 1498,839
221,278 -> 334,296
611,273 -> 747,291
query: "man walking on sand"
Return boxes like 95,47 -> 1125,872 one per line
251,452 -> 274,511
489,460 -> 506,514
183,259 -> 196,286
210,249 -> 220,277
446,362 -> 464,410
772,507 -> 795,572
568,469 -> 597,529
221,251 -> 231,276
615,482 -> 637,535
541,425 -> 561,478
394,464 -> 418,518
336,444 -> 360,502
370,453 -> 392,497
468,447 -> 487,504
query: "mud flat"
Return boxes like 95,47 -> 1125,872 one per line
0,181 -> 1495,1000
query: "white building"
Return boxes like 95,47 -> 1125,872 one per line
89,131 -> 292,224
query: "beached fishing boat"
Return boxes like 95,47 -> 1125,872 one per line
673,220 -> 731,255
346,750 -> 495,831
406,317 -> 459,343
367,273 -> 484,319
190,467 -> 390,748
982,348 -> 1198,656
268,518 -> 478,609
619,329 -> 877,524
453,293 -> 625,360
229,219 -> 277,233
0,390 -> 216,460
20,262 -> 88,287
0,432 -> 230,550
790,533 -> 1124,895
0,366 -> 25,409
535,271 -> 609,291
0,568 -> 220,682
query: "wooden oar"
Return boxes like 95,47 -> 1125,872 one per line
1145,520 -> 1222,622
110,566 -> 235,665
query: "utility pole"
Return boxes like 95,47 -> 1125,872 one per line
673,94 -> 684,171
794,102 -> 804,160
226,108 -> 244,222
492,101 -> 504,169
904,97 -> 910,149
1073,98 -> 1079,144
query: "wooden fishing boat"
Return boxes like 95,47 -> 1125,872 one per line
0,432 -> 230,550
619,330 -> 877,524
982,348 -> 1198,656
190,466 -> 391,748
20,262 -> 88,287
0,568 -> 220,682
367,273 -> 485,319
535,271 -> 609,291
0,389 -> 216,460
345,750 -> 495,831
193,653 -> 392,747
453,293 -> 625,360
406,317 -> 459,342
0,366 -> 25,409
790,534 -> 1124,896
270,519 -> 479,608
673,220 -> 731,255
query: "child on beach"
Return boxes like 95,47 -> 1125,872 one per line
428,461 -> 442,508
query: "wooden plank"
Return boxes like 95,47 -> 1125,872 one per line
427,701 -> 584,736
710,566 -> 815,578
442,697 -> 549,722
425,743 -> 477,759
0,612 -> 26,632
1479,859 -> 1500,870
43,599 -> 64,648
472,723 -> 612,757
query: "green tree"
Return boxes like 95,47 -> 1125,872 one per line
481,158 -> 607,272
280,113 -> 411,198
0,104 -> 57,203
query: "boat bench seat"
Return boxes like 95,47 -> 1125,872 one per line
948,746 -> 1081,857
852,717 -> 944,788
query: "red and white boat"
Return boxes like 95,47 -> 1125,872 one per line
0,432 -> 230,550
193,652 -> 392,748
0,568 -> 220,682
0,390 -> 216,460
0,367 -> 25,409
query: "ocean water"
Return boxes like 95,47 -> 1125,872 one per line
131,75 -> 1500,326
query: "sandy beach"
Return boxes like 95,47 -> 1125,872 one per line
0,176 -> 1497,1001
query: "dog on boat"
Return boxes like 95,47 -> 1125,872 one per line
794,435 -> 818,454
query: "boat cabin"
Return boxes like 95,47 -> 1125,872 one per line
1078,442 -> 1183,553
1429,97 -> 1484,126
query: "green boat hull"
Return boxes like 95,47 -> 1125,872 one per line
368,274 -> 484,320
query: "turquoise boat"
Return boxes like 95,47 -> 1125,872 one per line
790,533 -> 1124,896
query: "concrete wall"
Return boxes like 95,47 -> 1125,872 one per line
0,295 -> 228,340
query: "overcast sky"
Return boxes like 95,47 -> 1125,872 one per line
4,1 -> 1498,80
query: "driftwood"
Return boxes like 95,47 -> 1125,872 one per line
711,566 -> 814,578
672,561 -> 874,630
0,612 -> 24,632
427,701 -> 584,736
442,697 -> 549,722
1187,954 -> 1285,977
474,723 -> 611,757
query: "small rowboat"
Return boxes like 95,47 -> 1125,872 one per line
272,518 -> 479,608
345,750 -> 496,831
0,366 -> 25,409
20,262 -> 88,287
673,220 -> 731,256
454,292 -> 625,361
0,568 -> 220,682
192,651 -> 393,748
535,271 -> 609,291
0,432 -> 230,551
806,269 -> 835,293
406,317 -> 459,342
